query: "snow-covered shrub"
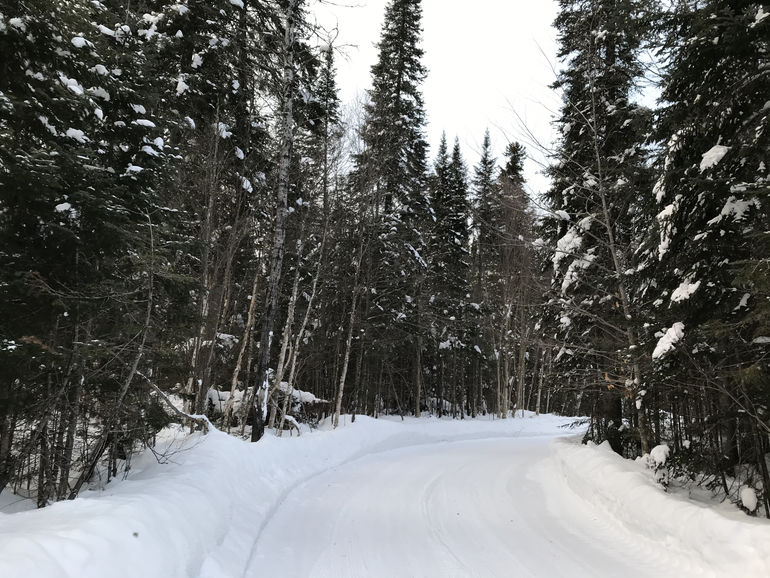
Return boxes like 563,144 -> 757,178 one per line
581,417 -> 637,458
645,443 -> 671,486
740,486 -> 759,515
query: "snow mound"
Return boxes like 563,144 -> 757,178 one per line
741,487 -> 758,513
546,437 -> 770,576
276,381 -> 326,404
648,444 -> 670,467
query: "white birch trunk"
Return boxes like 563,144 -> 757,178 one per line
250,0 -> 301,442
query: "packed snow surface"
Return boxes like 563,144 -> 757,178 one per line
249,425 -> 652,578
2,414 -> 769,577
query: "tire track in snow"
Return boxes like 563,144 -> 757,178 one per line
246,434 -> 694,577
420,465 -> 474,577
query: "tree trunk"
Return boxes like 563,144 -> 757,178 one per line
224,267 -> 261,428
515,308 -> 528,417
56,378 -> 81,500
332,250 -> 363,428
276,226 -> 328,434
251,0 -> 301,442
415,332 -> 422,417
535,349 -> 546,415
268,232 -> 306,430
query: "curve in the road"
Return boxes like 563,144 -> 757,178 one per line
246,435 -> 686,578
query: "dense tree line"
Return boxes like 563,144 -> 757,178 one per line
541,0 -> 769,514
1,0 -> 768,516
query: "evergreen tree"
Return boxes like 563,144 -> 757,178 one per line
427,135 -> 471,415
0,0 -> 176,501
358,0 -> 428,216
642,1 -> 770,479
540,0 -> 654,452
312,45 -> 343,216
346,0 -> 430,417
468,130 -> 499,415
472,130 -> 500,282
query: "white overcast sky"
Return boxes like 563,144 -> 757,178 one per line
311,0 -> 562,198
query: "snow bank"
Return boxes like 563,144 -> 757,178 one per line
545,437 -> 770,576
0,413 -> 574,578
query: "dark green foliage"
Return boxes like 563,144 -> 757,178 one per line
633,1 -> 770,511
429,135 -> 470,325
0,0 -> 283,502
538,0 -> 654,451
646,0 -> 769,368
345,0 -> 431,414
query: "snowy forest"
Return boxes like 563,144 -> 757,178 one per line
1,0 -> 769,534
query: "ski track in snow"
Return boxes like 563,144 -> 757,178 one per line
247,435 -> 666,578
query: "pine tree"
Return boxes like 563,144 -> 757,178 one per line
540,0 -> 654,452
426,135 -> 471,415
358,0 -> 428,216
643,1 -> 770,482
0,0 -> 177,501
447,139 -> 471,284
468,130 -> 499,415
345,0 -> 430,418
472,130 -> 500,284
312,45 -> 343,217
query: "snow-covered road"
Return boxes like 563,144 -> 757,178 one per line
246,435 -> 662,578
5,415 -> 769,577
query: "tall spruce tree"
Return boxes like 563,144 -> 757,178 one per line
540,0 -> 654,453
348,0 -> 430,416
427,135 -> 471,415
472,130 -> 500,286
643,1 -> 770,482
468,130 -> 499,414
